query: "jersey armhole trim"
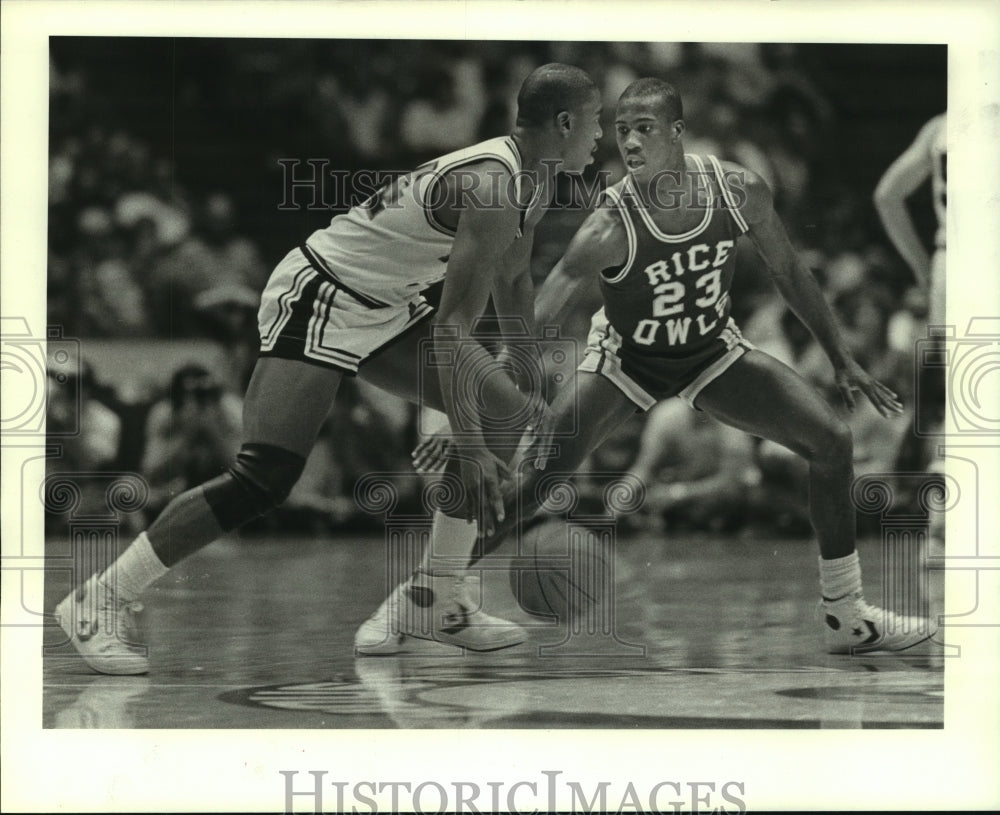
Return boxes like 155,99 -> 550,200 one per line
707,154 -> 750,234
422,150 -> 520,238
600,186 -> 637,285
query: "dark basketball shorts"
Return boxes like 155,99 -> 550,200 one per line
257,247 -> 435,374
579,307 -> 754,411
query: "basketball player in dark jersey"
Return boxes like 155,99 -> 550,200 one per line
55,64 -> 605,673
486,78 -> 934,653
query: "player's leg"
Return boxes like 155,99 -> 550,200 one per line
359,318 -> 532,447
355,320 -> 536,652
693,349 -> 934,653
55,356 -> 343,674
361,369 -> 638,653
477,307 -> 655,556
693,350 -> 853,560
55,253 -> 346,674
148,358 -> 342,564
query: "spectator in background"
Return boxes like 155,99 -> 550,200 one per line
400,57 -> 486,153
193,283 -> 261,393
621,399 -> 758,534
80,257 -> 151,337
45,361 -> 125,532
141,364 -> 241,520
47,360 -> 123,475
147,193 -> 267,336
273,417 -> 357,535
317,70 -> 393,161
478,51 -> 539,141
268,378 -> 418,534
754,263 -> 913,530
68,207 -> 152,337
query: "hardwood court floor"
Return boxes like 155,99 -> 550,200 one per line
42,528 -> 944,729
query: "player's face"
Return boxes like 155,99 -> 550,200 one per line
562,90 -> 603,173
615,98 -> 678,180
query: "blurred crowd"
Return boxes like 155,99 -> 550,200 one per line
45,39 -> 943,538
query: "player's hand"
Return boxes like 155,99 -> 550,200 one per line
411,429 -> 453,474
835,358 -> 904,418
456,446 -> 511,536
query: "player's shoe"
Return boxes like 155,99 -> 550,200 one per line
822,592 -> 935,654
354,571 -> 526,655
354,582 -> 411,655
54,575 -> 149,675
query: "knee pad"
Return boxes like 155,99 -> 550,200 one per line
203,443 -> 306,531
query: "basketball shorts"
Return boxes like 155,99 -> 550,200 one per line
579,308 -> 754,411
257,247 -> 435,374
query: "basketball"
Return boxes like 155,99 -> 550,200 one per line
507,518 -> 611,622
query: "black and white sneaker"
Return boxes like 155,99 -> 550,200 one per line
354,571 -> 525,655
822,592 -> 935,654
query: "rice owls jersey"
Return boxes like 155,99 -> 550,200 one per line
600,155 -> 750,355
302,137 -> 540,307
929,114 -> 946,249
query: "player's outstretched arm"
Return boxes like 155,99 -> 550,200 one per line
535,202 -> 627,330
521,201 -> 628,466
435,162 -> 525,534
873,117 -> 940,288
740,169 -> 904,418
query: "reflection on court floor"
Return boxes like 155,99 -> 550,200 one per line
43,532 -> 944,729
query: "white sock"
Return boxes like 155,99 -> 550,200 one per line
819,551 -> 862,602
98,532 -> 169,602
418,511 -> 478,577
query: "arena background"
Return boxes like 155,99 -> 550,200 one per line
45,39 -> 947,537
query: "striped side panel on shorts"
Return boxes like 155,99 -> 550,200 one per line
579,313 -> 656,411
260,264 -> 313,351
304,282 -> 364,372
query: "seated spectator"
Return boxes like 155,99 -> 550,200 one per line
755,270 -> 914,532
45,361 -> 125,532
620,400 -> 759,534
400,58 -> 486,154
147,193 -> 267,336
79,257 -> 151,337
140,364 -> 241,519
47,360 -> 122,475
193,283 -> 261,392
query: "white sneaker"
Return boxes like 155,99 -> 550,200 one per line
355,571 -> 526,655
354,583 -> 410,654
54,576 -> 149,675
822,592 -> 935,654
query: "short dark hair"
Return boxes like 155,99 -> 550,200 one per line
618,77 -> 683,122
515,63 -> 597,128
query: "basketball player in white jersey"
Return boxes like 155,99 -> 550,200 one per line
874,113 -> 946,326
480,78 -> 934,654
55,64 -> 604,674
